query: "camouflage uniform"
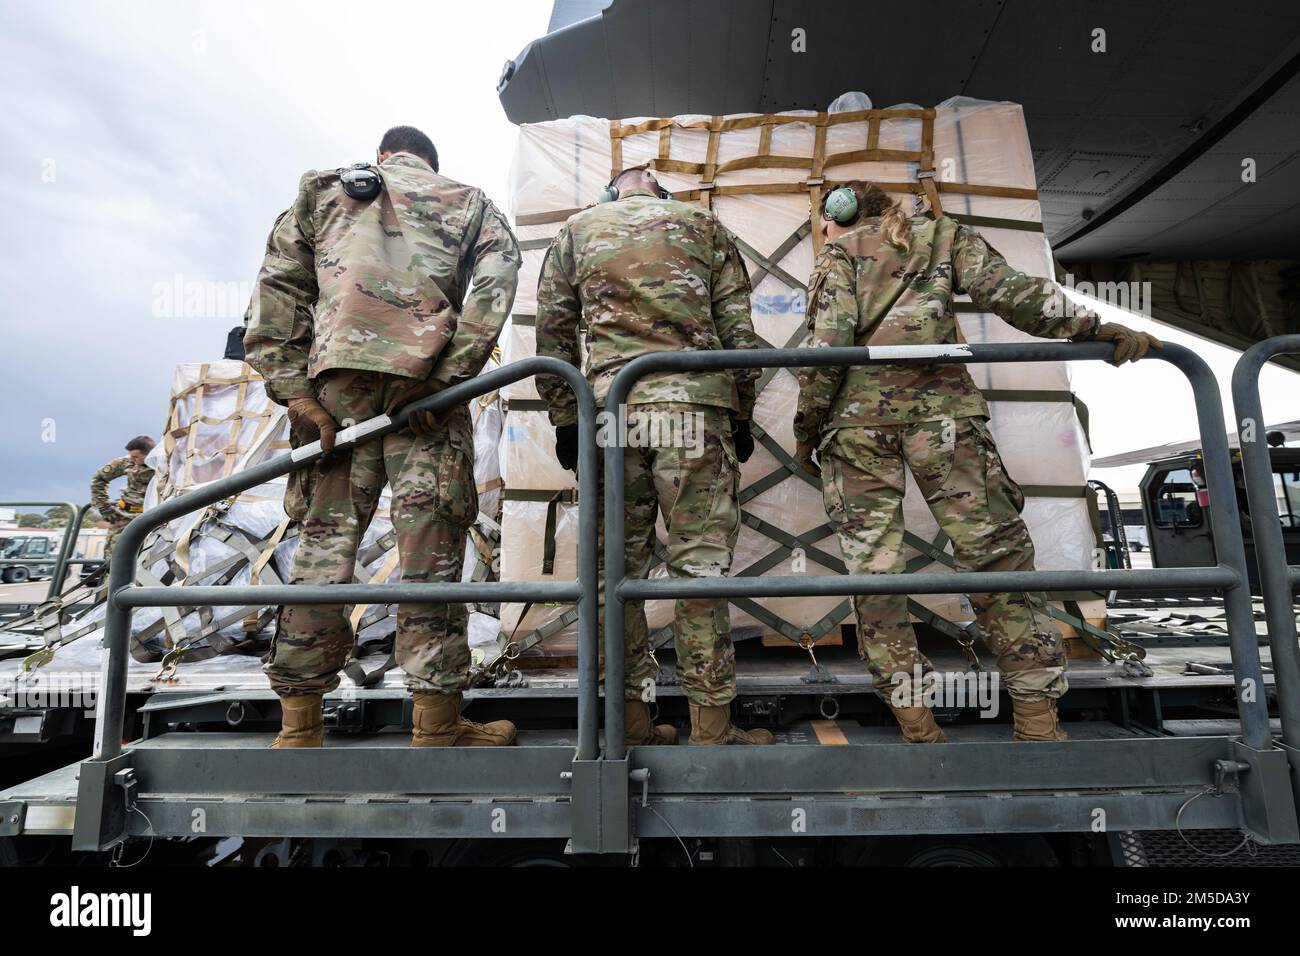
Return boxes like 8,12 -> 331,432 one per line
245,151 -> 521,695
535,186 -> 759,705
90,456 -> 154,560
795,215 -> 1098,702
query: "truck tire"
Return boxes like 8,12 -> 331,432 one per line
2,567 -> 29,584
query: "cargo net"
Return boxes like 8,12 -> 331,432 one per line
497,96 -> 1142,669
7,359 -> 509,686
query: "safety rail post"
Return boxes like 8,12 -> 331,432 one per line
71,358 -> 600,852
1232,334 -> 1300,815
0,501 -> 80,604
603,341 -> 1296,847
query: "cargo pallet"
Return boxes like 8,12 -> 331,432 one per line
2,340 -> 1298,860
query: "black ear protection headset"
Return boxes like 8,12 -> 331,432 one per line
598,168 -> 672,203
339,163 -> 383,200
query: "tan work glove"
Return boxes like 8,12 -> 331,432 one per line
287,397 -> 339,454
1090,322 -> 1163,366
796,438 -> 821,480
384,378 -> 446,437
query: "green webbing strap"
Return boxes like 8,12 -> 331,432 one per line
500,489 -> 578,576
753,323 -> 810,396
731,233 -> 808,294
741,513 -> 845,574
903,530 -> 954,567
1050,599 -> 1147,663
518,237 -> 553,251
947,213 -> 1044,233
1073,395 -> 1093,453
750,421 -> 821,490
1017,485 -> 1088,498
474,604 -> 580,685
736,464 -> 798,505
502,489 -> 579,503
744,221 -> 812,289
981,389 -> 1076,403
646,541 -> 810,645
358,529 -> 397,567
344,647 -> 397,688
543,496 -> 560,576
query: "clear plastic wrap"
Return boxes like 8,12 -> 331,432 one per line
57,361 -> 507,670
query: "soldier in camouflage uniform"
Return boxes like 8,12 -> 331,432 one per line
795,182 -> 1161,743
536,166 -> 773,746
245,126 -> 522,749
90,435 -> 156,563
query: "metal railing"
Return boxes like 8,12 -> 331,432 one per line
1231,334 -> 1300,808
603,341 -> 1274,758
67,339 -> 1298,852
88,358 -> 600,764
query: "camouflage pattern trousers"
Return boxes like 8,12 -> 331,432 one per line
820,417 -> 1067,702
103,518 -> 131,562
265,369 -> 477,697
597,402 -> 740,706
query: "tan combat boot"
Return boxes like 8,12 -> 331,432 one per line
411,691 -> 517,747
688,702 -> 775,745
271,694 -> 324,748
625,700 -> 678,746
887,703 -> 947,743
1012,697 -> 1070,741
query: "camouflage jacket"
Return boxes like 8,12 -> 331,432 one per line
535,187 -> 760,427
245,152 -> 522,404
794,215 -> 1098,440
90,457 -> 153,514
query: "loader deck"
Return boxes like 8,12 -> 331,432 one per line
0,714 -> 1262,845
0,614 -> 1289,848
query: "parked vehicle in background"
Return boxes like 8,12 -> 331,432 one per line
1123,525 -> 1148,551
0,533 -> 62,583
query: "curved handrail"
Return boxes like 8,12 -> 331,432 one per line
601,341 -> 1270,758
1231,334 -> 1300,804
92,357 -> 601,761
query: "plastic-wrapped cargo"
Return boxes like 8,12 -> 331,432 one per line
26,360 -> 506,673
500,96 -> 1100,658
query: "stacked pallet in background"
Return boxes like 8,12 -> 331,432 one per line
499,95 -> 1106,662
17,360 -> 506,677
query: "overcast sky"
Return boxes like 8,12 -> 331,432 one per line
0,1 -> 550,503
1,1 -> 1296,507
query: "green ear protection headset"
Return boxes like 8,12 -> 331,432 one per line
822,185 -> 859,224
598,167 -> 672,203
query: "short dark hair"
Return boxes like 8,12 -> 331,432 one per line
378,126 -> 439,171
125,436 -> 155,454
